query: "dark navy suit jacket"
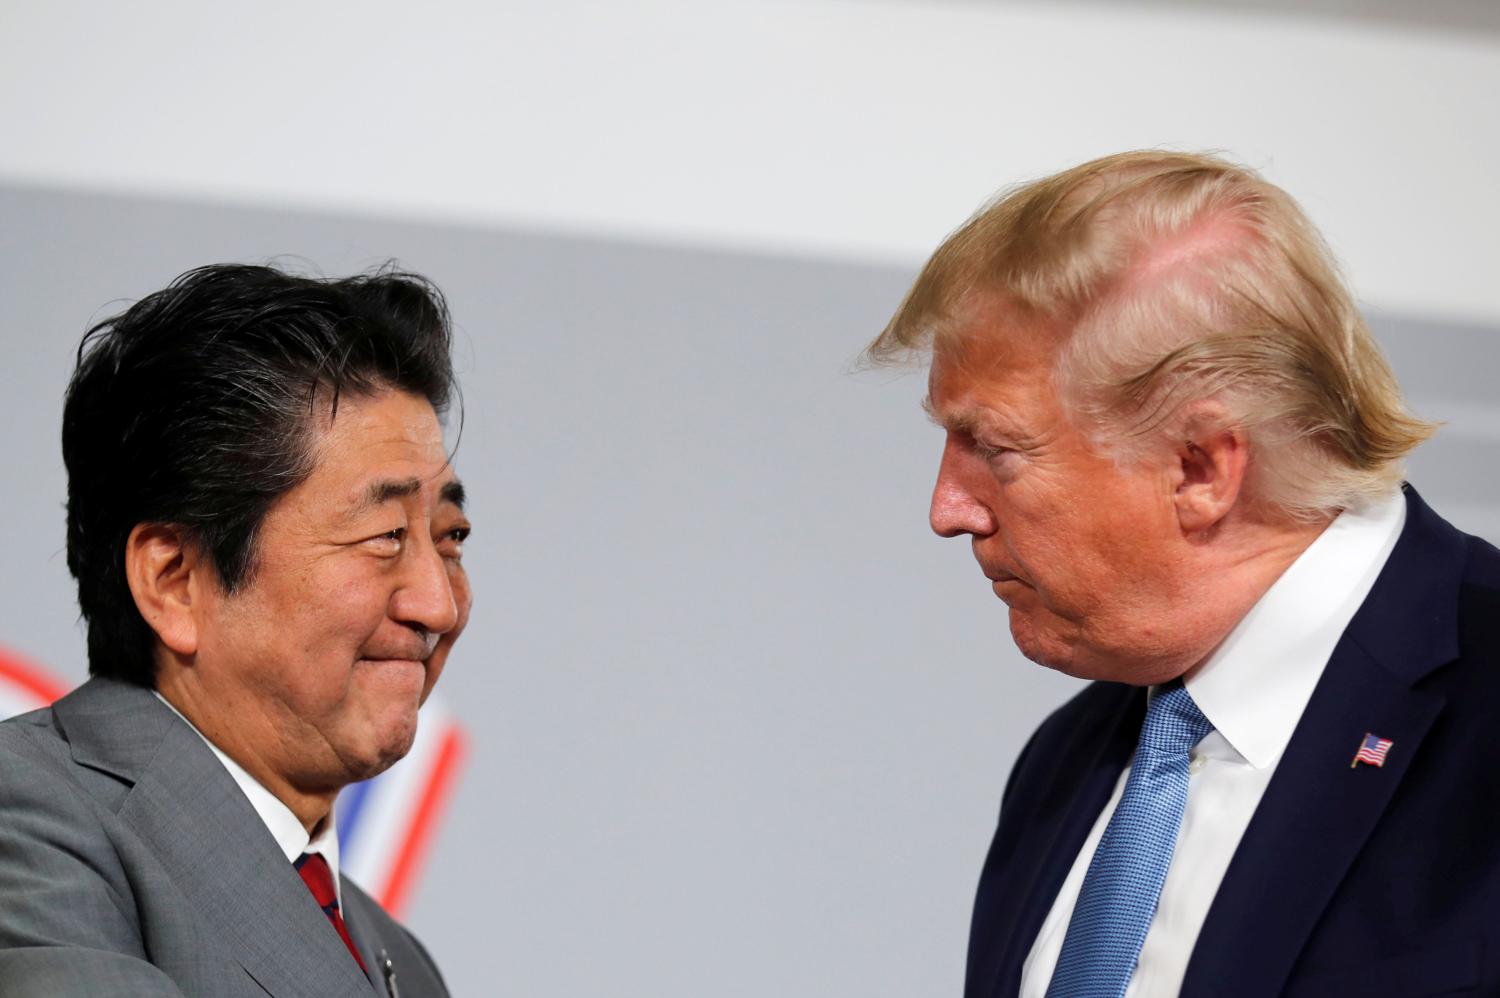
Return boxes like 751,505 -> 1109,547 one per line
966,487 -> 1500,998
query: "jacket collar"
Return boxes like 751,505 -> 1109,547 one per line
52,678 -> 378,997
1180,485 -> 1465,997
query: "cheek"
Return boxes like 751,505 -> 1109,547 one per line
327,571 -> 394,631
1070,496 -> 1179,619
273,572 -> 396,684
1005,501 -> 1089,590
1012,493 -> 1141,607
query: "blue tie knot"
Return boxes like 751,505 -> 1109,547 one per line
1136,681 -> 1212,757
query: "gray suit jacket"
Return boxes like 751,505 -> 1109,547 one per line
0,677 -> 451,997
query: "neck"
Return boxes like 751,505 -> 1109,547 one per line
154,670 -> 335,834
1172,511 -> 1334,680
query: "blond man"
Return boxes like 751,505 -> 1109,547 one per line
869,152 -> 1498,998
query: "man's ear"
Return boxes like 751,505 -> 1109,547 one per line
1171,405 -> 1249,536
123,523 -> 202,657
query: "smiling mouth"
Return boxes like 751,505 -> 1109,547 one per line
356,650 -> 435,673
360,633 -> 441,665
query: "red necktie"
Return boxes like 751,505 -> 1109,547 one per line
295,852 -> 368,973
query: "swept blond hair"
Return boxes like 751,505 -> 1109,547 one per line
867,150 -> 1435,519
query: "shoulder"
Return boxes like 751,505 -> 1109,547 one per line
1419,508 -> 1500,660
0,702 -> 105,819
0,700 -> 145,953
0,700 -> 69,761
0,677 -> 164,813
1022,681 -> 1139,762
1001,681 -> 1139,809
1460,529 -> 1500,595
1449,531 -> 1500,676
0,704 -> 52,754
1036,680 -> 1137,732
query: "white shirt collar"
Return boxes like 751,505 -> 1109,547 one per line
151,692 -> 342,903
1183,490 -> 1406,770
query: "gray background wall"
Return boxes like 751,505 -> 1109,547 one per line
3,183 -> 1496,996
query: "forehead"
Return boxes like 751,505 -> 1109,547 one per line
302,390 -> 459,510
927,305 -> 1061,423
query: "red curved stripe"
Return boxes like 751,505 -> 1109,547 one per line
379,726 -> 467,917
0,646 -> 69,704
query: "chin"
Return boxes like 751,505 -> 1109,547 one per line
377,706 -> 421,760
1009,610 -> 1114,682
345,735 -> 416,784
1010,608 -> 1074,670
343,705 -> 420,782
1011,616 -> 1183,686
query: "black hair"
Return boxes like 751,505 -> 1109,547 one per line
62,263 -> 458,687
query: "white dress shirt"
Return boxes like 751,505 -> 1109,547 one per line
1019,490 -> 1406,998
152,692 -> 343,904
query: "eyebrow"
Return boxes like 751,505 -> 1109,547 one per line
922,395 -> 1035,447
442,479 -> 467,511
922,395 -> 984,435
356,476 -> 467,514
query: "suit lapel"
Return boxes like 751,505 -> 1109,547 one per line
339,884 -> 391,995
56,681 -> 375,997
1180,639 -> 1444,997
985,685 -> 1143,998
1181,487 -> 1464,997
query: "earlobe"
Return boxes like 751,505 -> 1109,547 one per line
1173,418 -> 1249,536
124,523 -> 201,657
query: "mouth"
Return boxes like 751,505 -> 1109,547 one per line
359,632 -> 441,667
353,657 -> 430,700
984,569 -> 1032,601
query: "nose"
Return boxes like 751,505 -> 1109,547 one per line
391,536 -> 461,637
929,436 -> 997,538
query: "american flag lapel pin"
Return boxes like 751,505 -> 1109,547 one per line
1350,732 -> 1394,769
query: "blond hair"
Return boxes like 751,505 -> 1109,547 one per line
867,150 -> 1435,519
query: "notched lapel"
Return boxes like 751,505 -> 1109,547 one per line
52,677 -> 178,785
338,885 -> 391,995
982,685 -> 1144,998
1182,487 -> 1460,998
1183,641 -> 1444,997
116,717 -> 377,997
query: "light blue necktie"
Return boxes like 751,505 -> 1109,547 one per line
1045,681 -> 1213,998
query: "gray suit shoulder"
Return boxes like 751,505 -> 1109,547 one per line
0,704 -> 146,955
1,700 -> 125,798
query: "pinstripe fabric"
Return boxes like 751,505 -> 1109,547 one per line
1045,681 -> 1212,998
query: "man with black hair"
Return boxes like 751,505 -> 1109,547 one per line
0,265 -> 472,997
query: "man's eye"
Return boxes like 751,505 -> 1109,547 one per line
437,525 -> 471,560
367,528 -> 405,551
973,441 -> 1012,461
